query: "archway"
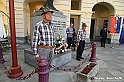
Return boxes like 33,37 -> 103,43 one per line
90,2 -> 115,42
23,0 -> 46,43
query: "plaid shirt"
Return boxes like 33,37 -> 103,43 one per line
32,21 -> 54,55
77,29 -> 87,42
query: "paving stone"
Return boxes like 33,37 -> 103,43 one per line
118,64 -> 124,70
104,60 -> 123,70
0,42 -> 124,82
97,54 -> 115,60
97,60 -> 109,68
115,58 -> 124,64
107,69 -> 124,77
96,70 -> 113,77
49,72 -> 72,82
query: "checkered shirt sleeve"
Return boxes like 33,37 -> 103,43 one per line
77,29 -> 87,42
32,21 -> 55,55
32,25 -> 40,55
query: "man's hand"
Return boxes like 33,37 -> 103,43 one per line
77,42 -> 79,46
35,55 -> 40,62
69,32 -> 73,34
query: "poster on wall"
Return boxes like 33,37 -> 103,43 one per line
0,13 -> 6,38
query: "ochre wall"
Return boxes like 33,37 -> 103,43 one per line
5,0 -> 124,43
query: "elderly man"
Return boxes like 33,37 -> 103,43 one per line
76,23 -> 87,61
32,7 -> 54,65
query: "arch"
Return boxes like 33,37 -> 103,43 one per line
23,0 -> 46,42
93,2 -> 115,15
90,2 -> 115,42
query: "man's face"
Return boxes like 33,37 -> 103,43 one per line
82,26 -> 86,30
104,28 -> 107,30
42,12 -> 52,22
70,24 -> 73,28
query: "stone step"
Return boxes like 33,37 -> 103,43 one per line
24,48 -> 72,71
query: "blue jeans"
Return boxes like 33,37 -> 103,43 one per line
67,37 -> 72,48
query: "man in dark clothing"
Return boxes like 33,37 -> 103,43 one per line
100,26 -> 108,47
76,23 -> 87,61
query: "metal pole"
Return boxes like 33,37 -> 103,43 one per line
90,42 -> 96,62
111,34 -> 115,48
38,59 -> 49,82
8,0 -> 23,78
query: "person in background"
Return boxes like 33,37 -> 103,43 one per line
32,7 -> 54,65
66,23 -> 74,49
76,23 -> 87,61
72,26 -> 76,51
100,26 -> 109,47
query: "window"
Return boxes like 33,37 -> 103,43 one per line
71,0 -> 81,10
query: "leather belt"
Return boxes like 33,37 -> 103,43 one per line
39,45 -> 54,49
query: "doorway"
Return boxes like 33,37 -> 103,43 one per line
70,15 -> 80,33
90,19 -> 95,40
91,2 -> 115,41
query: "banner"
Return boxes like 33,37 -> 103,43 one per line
0,13 -> 6,38
119,25 -> 124,45
110,16 -> 116,34
116,17 -> 123,33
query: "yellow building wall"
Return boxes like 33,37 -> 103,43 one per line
6,0 -> 26,38
0,0 -> 8,35
5,0 -> 124,43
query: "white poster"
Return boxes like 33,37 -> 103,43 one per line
0,13 -> 6,38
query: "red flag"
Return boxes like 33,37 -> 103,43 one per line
110,16 -> 116,33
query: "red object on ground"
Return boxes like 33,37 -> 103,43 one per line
38,59 -> 49,82
81,63 -> 96,74
81,66 -> 90,74
8,0 -> 23,78
81,66 -> 87,72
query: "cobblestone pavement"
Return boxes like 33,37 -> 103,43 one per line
0,42 -> 124,82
